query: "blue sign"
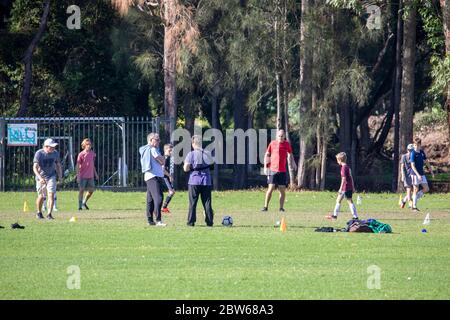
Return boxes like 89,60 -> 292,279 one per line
7,123 -> 38,146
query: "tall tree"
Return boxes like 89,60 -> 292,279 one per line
112,0 -> 198,135
399,2 -> 417,154
297,0 -> 313,189
441,0 -> 450,146
394,0 -> 404,192
163,0 -> 177,140
17,0 -> 50,116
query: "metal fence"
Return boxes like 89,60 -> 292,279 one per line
0,116 -> 174,191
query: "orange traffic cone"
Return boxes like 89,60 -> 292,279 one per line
280,217 -> 287,232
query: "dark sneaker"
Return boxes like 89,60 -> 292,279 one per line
325,214 -> 337,220
46,214 -> 55,220
400,200 -> 406,209
279,208 -> 285,212
261,207 -> 268,212
187,222 -> 195,227
78,207 -> 82,211
148,220 -> 156,226
11,223 -> 25,229
36,212 -> 44,219
412,207 -> 420,212
83,203 -> 89,210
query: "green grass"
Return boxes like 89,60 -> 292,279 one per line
1,190 -> 450,300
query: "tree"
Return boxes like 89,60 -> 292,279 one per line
297,0 -> 313,189
163,0 -> 178,140
17,0 -> 50,116
399,2 -> 417,155
393,0 -> 403,192
441,0 -> 450,146
111,0 -> 199,137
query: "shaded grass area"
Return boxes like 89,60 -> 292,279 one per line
1,190 -> 449,299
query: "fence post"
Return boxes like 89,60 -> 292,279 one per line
0,118 -> 5,191
155,117 -> 160,136
121,117 -> 127,187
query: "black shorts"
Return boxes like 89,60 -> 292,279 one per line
268,172 -> 287,187
340,190 -> 353,199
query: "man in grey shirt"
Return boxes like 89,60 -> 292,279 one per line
33,138 -> 62,220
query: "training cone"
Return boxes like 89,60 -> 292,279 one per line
423,213 -> 430,225
280,217 -> 287,232
69,216 -> 77,223
23,201 -> 29,213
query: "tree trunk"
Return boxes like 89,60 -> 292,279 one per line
441,0 -> 450,148
369,96 -> 394,154
315,127 -> 321,188
17,0 -> 51,116
319,134 -> 327,190
281,2 -> 296,189
394,0 -> 403,192
183,94 -> 195,136
274,2 -> 282,131
350,105 -> 358,175
399,3 -> 416,157
276,72 -> 282,130
232,84 -> 248,189
360,117 -> 370,153
211,88 -> 220,190
297,0 -> 313,189
339,102 -> 352,157
163,0 -> 177,140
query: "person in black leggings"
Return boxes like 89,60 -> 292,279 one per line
183,135 -> 214,227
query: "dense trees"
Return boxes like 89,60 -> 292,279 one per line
1,0 -> 448,190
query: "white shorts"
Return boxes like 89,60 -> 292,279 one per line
36,176 -> 57,196
411,175 -> 428,186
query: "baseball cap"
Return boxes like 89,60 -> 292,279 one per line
407,143 -> 414,151
43,138 -> 58,148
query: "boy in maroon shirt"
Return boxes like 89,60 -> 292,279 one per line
76,138 -> 99,210
326,152 -> 358,220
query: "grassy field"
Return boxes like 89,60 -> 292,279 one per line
0,190 -> 449,300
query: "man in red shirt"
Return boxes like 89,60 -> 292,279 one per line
261,129 -> 297,212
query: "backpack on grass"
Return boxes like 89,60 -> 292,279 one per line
345,219 -> 373,233
366,219 -> 392,233
345,219 -> 392,233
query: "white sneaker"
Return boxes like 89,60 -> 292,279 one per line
53,207 -> 58,212
156,221 -> 167,227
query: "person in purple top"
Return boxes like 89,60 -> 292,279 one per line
183,135 -> 214,227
